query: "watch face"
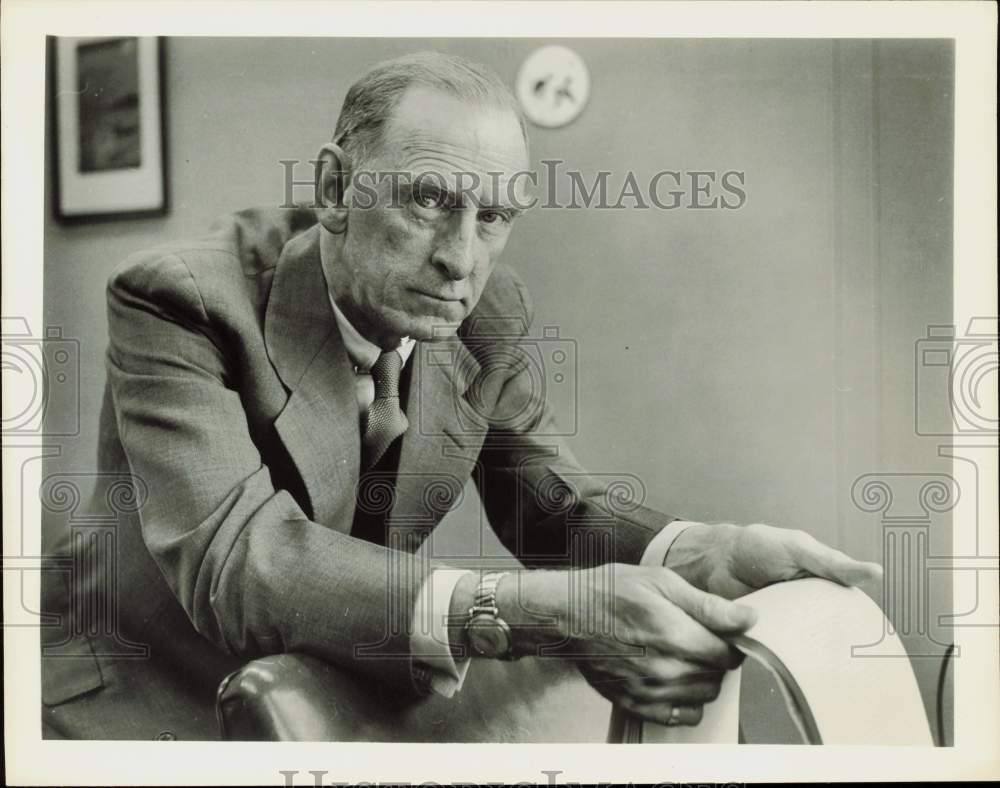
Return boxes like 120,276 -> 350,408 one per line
467,613 -> 512,658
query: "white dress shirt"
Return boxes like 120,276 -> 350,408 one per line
328,290 -> 699,697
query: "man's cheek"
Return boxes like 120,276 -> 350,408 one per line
382,209 -> 430,252
471,254 -> 500,290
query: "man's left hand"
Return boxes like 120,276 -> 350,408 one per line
665,522 -> 884,600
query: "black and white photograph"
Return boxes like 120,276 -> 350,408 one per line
3,2 -> 997,785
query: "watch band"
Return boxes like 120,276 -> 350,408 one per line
469,572 -> 510,618
469,571 -> 509,618
466,571 -> 516,660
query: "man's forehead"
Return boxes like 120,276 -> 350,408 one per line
379,85 -> 528,178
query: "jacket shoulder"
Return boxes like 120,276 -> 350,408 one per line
107,245 -> 209,323
107,207 -> 319,319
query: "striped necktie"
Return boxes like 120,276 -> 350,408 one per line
362,349 -> 409,469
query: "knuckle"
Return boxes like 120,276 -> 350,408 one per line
790,528 -> 815,547
648,656 -> 683,682
700,593 -> 725,620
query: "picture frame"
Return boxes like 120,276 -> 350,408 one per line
50,36 -> 167,223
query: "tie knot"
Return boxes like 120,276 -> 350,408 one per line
370,350 -> 403,398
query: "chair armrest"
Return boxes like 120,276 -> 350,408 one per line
216,652 -> 610,741
216,653 -> 373,741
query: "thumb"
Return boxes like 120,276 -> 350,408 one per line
666,573 -> 757,634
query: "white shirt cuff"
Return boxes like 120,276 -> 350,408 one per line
640,520 -> 701,567
410,568 -> 473,698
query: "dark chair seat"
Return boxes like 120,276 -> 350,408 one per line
216,652 -> 612,742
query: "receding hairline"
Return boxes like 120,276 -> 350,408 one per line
382,85 -> 528,153
332,51 -> 529,167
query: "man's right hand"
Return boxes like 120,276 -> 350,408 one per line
494,565 -> 757,726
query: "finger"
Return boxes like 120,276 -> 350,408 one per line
636,661 -> 725,685
667,705 -> 704,726
628,653 -> 726,685
665,572 -> 758,633
657,614 -> 745,670
578,665 -> 634,706
627,678 -> 723,705
620,698 -> 704,727
659,576 -> 755,668
789,533 -> 884,586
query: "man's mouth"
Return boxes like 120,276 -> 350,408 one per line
412,289 -> 463,304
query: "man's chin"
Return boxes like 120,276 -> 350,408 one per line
406,316 -> 463,342
374,308 -> 462,343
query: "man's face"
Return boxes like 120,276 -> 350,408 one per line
335,85 -> 530,344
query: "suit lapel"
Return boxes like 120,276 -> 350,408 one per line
264,223 -> 490,533
266,225 -> 360,530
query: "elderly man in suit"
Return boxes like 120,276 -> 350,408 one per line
42,51 -> 881,740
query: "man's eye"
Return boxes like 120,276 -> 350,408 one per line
412,189 -> 447,210
478,209 -> 511,226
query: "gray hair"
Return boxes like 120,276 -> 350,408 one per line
333,51 -> 528,170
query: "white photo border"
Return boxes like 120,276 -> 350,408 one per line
2,1 -> 997,785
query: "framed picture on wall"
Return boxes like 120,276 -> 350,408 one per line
50,36 -> 167,222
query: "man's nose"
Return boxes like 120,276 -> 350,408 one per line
430,209 -> 478,280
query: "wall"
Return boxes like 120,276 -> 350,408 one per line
42,38 -> 954,736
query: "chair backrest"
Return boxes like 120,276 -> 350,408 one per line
610,577 -> 934,745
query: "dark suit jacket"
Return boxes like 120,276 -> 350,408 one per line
42,207 -> 675,739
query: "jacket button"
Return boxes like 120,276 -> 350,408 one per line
155,730 -> 176,741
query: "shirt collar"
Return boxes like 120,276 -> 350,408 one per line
327,291 -> 415,373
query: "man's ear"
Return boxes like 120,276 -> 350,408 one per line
315,142 -> 350,234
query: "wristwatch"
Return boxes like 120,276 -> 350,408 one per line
465,571 -> 516,660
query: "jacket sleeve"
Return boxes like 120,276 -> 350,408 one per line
105,251 -> 428,691
471,275 -> 677,569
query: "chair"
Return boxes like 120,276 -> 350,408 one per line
216,579 -> 947,744
216,650 -> 612,742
